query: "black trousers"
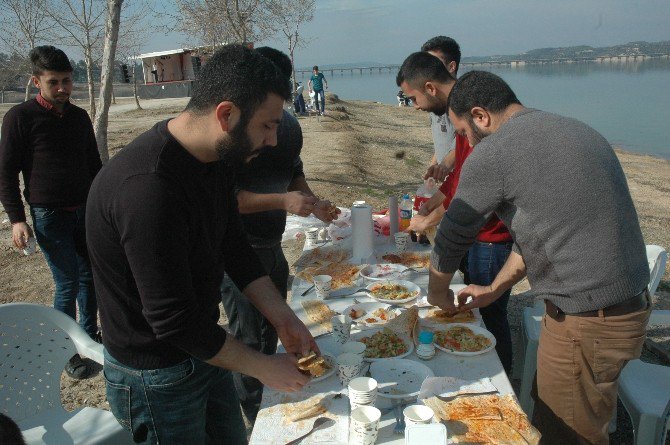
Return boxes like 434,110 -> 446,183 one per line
220,243 -> 289,422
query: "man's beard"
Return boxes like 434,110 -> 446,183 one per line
216,117 -> 258,168
424,95 -> 447,115
467,118 -> 490,146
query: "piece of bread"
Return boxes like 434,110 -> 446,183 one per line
297,352 -> 330,378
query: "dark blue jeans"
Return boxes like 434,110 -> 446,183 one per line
467,241 -> 513,374
221,243 -> 288,422
31,206 -> 97,336
313,89 -> 325,113
104,350 -> 247,444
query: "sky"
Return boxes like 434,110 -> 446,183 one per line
144,0 -> 670,67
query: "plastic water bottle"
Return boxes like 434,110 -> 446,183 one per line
413,178 -> 438,213
416,331 -> 436,360
399,194 -> 413,231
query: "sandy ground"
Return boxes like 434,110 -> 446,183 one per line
1,94 -> 668,443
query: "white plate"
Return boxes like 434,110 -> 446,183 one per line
351,328 -> 414,361
307,353 -> 337,383
419,307 -> 482,328
343,302 -> 401,328
365,280 -> 421,304
359,263 -> 408,282
370,359 -> 434,399
432,323 -> 497,356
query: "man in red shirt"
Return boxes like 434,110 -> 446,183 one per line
399,52 -> 514,372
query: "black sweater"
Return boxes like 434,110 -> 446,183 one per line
86,120 -> 266,369
0,99 -> 101,222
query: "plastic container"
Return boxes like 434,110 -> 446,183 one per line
416,331 -> 436,360
399,194 -> 413,231
413,178 -> 438,212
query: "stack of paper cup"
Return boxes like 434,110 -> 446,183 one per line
331,315 -> 352,344
351,201 -> 374,264
341,341 -> 366,359
349,405 -> 382,445
336,352 -> 363,386
388,195 -> 399,240
313,275 -> 332,298
348,377 -> 378,410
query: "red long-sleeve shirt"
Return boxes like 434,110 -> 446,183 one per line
439,134 -> 512,243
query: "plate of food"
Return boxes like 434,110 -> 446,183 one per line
370,358 -> 434,399
295,261 -> 362,289
433,323 -> 496,356
344,302 -> 401,328
421,308 -> 481,327
378,251 -> 431,269
297,351 -> 336,383
359,263 -> 408,282
351,327 -> 414,361
365,280 -> 421,304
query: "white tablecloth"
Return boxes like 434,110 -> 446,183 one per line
249,239 -> 514,445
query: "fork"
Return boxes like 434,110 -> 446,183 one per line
400,267 -> 428,275
393,403 -> 406,435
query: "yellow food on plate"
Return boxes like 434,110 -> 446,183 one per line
360,328 -> 408,359
434,326 -> 492,352
369,283 -> 413,300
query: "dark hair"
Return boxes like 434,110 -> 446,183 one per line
0,414 -> 26,445
421,36 -> 461,72
447,71 -> 521,117
312,65 -> 319,71
256,46 -> 293,80
396,51 -> 455,88
29,46 -> 73,76
186,44 -> 290,120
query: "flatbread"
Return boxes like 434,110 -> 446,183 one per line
293,247 -> 350,269
424,308 -> 477,324
385,306 -> 419,337
295,262 -> 361,289
423,394 -> 540,445
281,393 -> 331,423
301,300 -> 336,333
381,252 -> 430,268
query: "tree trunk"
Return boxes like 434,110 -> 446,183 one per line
93,0 -> 124,164
132,61 -> 142,110
112,86 -> 116,104
84,48 -> 96,122
24,77 -> 32,102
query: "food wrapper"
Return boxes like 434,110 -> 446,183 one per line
418,376 -> 498,400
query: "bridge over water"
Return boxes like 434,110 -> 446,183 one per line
296,53 -> 670,76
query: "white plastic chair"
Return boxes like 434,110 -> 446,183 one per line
0,303 -> 133,444
518,244 -> 668,420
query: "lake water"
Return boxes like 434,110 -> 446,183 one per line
297,58 -> 670,159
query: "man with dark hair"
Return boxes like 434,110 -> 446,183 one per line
397,53 -> 515,374
308,65 -> 327,115
221,46 -> 339,422
421,36 -> 461,182
86,44 -> 317,444
431,70 -> 650,444
0,45 -> 101,379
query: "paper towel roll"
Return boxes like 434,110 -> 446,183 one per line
388,195 -> 399,241
351,202 -> 375,264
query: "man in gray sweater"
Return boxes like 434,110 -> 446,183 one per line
428,71 -> 650,444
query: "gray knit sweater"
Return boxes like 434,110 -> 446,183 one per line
431,108 -> 649,313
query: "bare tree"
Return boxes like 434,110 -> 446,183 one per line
173,0 -> 274,47
267,0 -> 315,92
0,0 -> 53,101
44,0 -> 107,121
93,0 -> 123,163
0,52 -> 25,103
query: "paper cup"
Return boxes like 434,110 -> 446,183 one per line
349,405 -> 381,445
22,237 -> 36,256
394,232 -> 410,252
336,352 -> 363,386
331,314 -> 351,344
348,376 -> 378,409
341,341 -> 366,358
403,404 -> 434,426
313,275 -> 332,298
305,227 -> 319,244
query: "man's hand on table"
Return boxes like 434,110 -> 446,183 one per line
456,284 -> 503,312
428,288 -> 457,315
257,354 -> 310,392
276,312 -> 321,357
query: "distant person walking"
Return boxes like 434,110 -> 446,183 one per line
308,65 -> 328,115
0,45 -> 102,379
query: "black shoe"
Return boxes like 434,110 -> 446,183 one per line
65,354 -> 93,379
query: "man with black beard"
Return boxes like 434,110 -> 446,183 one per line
221,46 -> 339,423
86,44 -> 317,444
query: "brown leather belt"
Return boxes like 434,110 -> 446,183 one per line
545,289 -> 649,320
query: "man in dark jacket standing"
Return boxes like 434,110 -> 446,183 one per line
0,46 -> 102,379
